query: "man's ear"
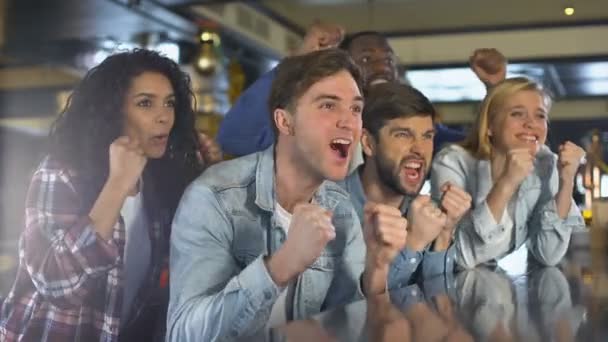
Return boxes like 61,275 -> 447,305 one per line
274,108 -> 294,136
361,128 -> 376,158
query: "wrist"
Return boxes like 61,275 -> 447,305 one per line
495,176 -> 519,196
104,175 -> 132,197
265,248 -> 298,287
365,253 -> 392,270
405,236 -> 427,252
292,42 -> 313,56
432,232 -> 452,251
559,176 -> 575,190
104,176 -> 132,198
362,265 -> 390,296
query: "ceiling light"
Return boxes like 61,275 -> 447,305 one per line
564,7 -> 575,16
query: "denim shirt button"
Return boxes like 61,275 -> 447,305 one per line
409,257 -> 417,264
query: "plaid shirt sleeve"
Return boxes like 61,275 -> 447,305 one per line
22,163 -> 121,308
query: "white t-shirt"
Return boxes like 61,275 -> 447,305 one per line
120,188 -> 151,324
497,198 -> 529,274
266,202 -> 292,328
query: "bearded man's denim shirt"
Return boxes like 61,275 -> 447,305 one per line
338,170 -> 455,290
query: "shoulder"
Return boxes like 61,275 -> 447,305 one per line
433,145 -> 478,172
193,152 -> 260,192
321,180 -> 352,203
25,155 -> 86,211
335,171 -> 358,193
31,155 -> 78,189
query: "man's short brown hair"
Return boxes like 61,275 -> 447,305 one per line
268,48 -> 364,138
363,83 -> 436,139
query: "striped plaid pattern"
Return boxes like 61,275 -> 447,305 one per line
0,156 -> 168,342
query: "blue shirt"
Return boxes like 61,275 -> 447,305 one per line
338,170 -> 455,290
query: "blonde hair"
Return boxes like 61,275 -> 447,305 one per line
461,77 -> 552,159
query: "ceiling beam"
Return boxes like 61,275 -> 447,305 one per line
190,3 -> 301,58
436,98 -> 608,124
0,66 -> 79,90
0,117 -> 55,136
390,25 -> 608,66
108,0 -> 198,38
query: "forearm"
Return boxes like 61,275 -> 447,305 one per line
453,224 -> 509,269
363,262 -> 390,296
529,198 -> 581,266
485,177 -> 517,223
24,170 -> 121,306
168,256 -> 280,342
89,177 -> 129,240
432,231 -> 452,251
421,246 -> 455,278
264,247 -> 299,287
555,179 -> 574,219
387,249 -> 423,290
406,237 -> 428,252
367,292 -> 411,342
24,219 -> 120,307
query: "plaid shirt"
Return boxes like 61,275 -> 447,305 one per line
0,156 -> 170,342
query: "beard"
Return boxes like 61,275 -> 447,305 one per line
374,151 -> 425,197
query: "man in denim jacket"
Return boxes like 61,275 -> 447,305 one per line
166,49 -> 407,341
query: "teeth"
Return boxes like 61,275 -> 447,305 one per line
405,162 -> 422,169
370,79 -> 388,86
518,134 -> 537,142
331,138 -> 351,145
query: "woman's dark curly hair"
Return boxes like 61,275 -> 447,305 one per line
49,49 -> 202,226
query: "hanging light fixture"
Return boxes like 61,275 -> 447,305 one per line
193,30 -> 221,76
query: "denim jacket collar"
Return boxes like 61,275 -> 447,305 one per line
255,145 -> 341,214
255,145 -> 276,213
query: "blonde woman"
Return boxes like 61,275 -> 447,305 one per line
431,77 -> 585,269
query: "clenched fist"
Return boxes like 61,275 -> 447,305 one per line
108,136 -> 147,193
499,148 -> 535,189
266,203 -> 336,286
558,141 -> 585,183
293,20 -> 345,56
363,203 -> 408,269
438,182 -> 472,233
469,48 -> 507,87
406,196 -> 447,251
197,132 -> 223,167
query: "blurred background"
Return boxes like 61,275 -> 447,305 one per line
1,0 -> 607,294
